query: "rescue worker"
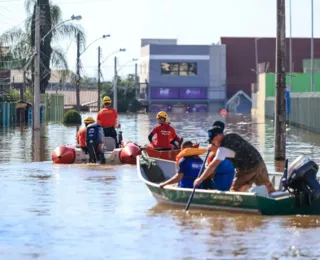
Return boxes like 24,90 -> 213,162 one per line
76,116 -> 95,153
148,111 -> 178,150
193,125 -> 276,193
86,121 -> 106,164
96,96 -> 119,148
159,141 -> 205,189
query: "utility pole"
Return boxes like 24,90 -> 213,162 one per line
274,0 -> 286,161
134,63 -> 138,99
20,71 -> 25,101
97,46 -> 101,110
33,2 -> 41,130
113,56 -> 117,111
76,32 -> 81,111
254,38 -> 259,88
311,0 -> 314,92
289,0 -> 292,88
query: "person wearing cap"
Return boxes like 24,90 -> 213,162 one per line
97,96 -> 119,147
76,116 -> 95,152
159,141 -> 205,189
148,111 -> 178,150
194,126 -> 275,193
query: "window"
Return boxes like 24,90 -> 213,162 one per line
161,63 -> 179,75
160,62 -> 197,76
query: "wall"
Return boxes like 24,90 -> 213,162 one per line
265,73 -> 320,97
148,44 -> 210,88
208,44 -> 226,101
265,93 -> 320,133
220,37 -> 320,99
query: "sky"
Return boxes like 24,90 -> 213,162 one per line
0,0 -> 318,81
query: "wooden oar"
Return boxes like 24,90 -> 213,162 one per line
184,150 -> 210,212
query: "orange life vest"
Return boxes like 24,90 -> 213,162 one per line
175,148 -> 207,168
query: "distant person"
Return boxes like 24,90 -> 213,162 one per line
86,121 -> 105,164
194,125 -> 276,193
96,96 -> 119,147
76,116 -> 95,153
159,141 -> 204,189
148,111 -> 179,150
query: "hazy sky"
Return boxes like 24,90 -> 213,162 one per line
0,0 -> 317,81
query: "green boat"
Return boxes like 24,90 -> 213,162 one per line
137,154 -> 320,216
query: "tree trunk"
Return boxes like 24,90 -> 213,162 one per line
31,0 -> 52,94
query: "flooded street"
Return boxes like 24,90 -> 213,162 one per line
1,113 -> 320,259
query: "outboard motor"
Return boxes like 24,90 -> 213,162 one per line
86,123 -> 105,164
118,129 -> 123,147
286,155 -> 320,206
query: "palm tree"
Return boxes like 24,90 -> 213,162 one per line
0,0 -> 85,93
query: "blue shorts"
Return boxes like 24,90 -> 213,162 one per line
212,160 -> 235,191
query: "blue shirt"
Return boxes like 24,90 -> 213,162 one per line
177,156 -> 203,189
212,159 -> 235,191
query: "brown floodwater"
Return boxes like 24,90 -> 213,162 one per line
1,113 -> 320,259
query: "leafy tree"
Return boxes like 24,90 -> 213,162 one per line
0,0 -> 85,93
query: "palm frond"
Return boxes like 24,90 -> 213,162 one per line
51,47 -> 68,70
25,0 -> 36,15
0,28 -> 26,46
50,4 -> 62,27
53,23 -> 86,49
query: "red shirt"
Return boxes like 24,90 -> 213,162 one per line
97,107 -> 118,128
150,124 -> 177,149
77,128 -> 87,147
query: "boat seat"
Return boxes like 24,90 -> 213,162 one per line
247,185 -> 269,198
269,190 -> 290,198
103,137 -> 116,151
141,161 -> 166,183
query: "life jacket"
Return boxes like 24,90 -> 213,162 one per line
221,133 -> 263,170
177,156 -> 204,189
86,123 -> 103,148
175,148 -> 207,168
207,151 -> 216,165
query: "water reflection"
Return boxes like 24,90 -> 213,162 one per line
2,114 -> 320,258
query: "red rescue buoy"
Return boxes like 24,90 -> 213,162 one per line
52,145 -> 76,164
220,109 -> 227,116
119,142 -> 141,165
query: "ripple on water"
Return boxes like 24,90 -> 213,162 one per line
1,114 -> 320,258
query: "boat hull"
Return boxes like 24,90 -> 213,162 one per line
137,155 -> 320,216
52,141 -> 141,165
143,143 -> 200,161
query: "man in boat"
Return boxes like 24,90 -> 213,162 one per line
86,122 -> 106,164
194,126 -> 276,193
76,116 -> 95,153
205,145 -> 235,191
159,141 -> 204,189
96,96 -> 119,148
148,111 -> 179,150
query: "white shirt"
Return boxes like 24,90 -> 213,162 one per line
215,147 -> 236,161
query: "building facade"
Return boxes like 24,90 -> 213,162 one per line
221,37 -> 320,99
139,39 -> 226,112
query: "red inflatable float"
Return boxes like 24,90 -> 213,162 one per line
52,141 -> 141,165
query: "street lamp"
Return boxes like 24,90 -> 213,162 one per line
118,58 -> 138,72
80,34 -> 110,56
101,48 -> 126,65
113,58 -> 138,111
97,48 -> 126,109
41,14 -> 82,42
75,34 -> 110,111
